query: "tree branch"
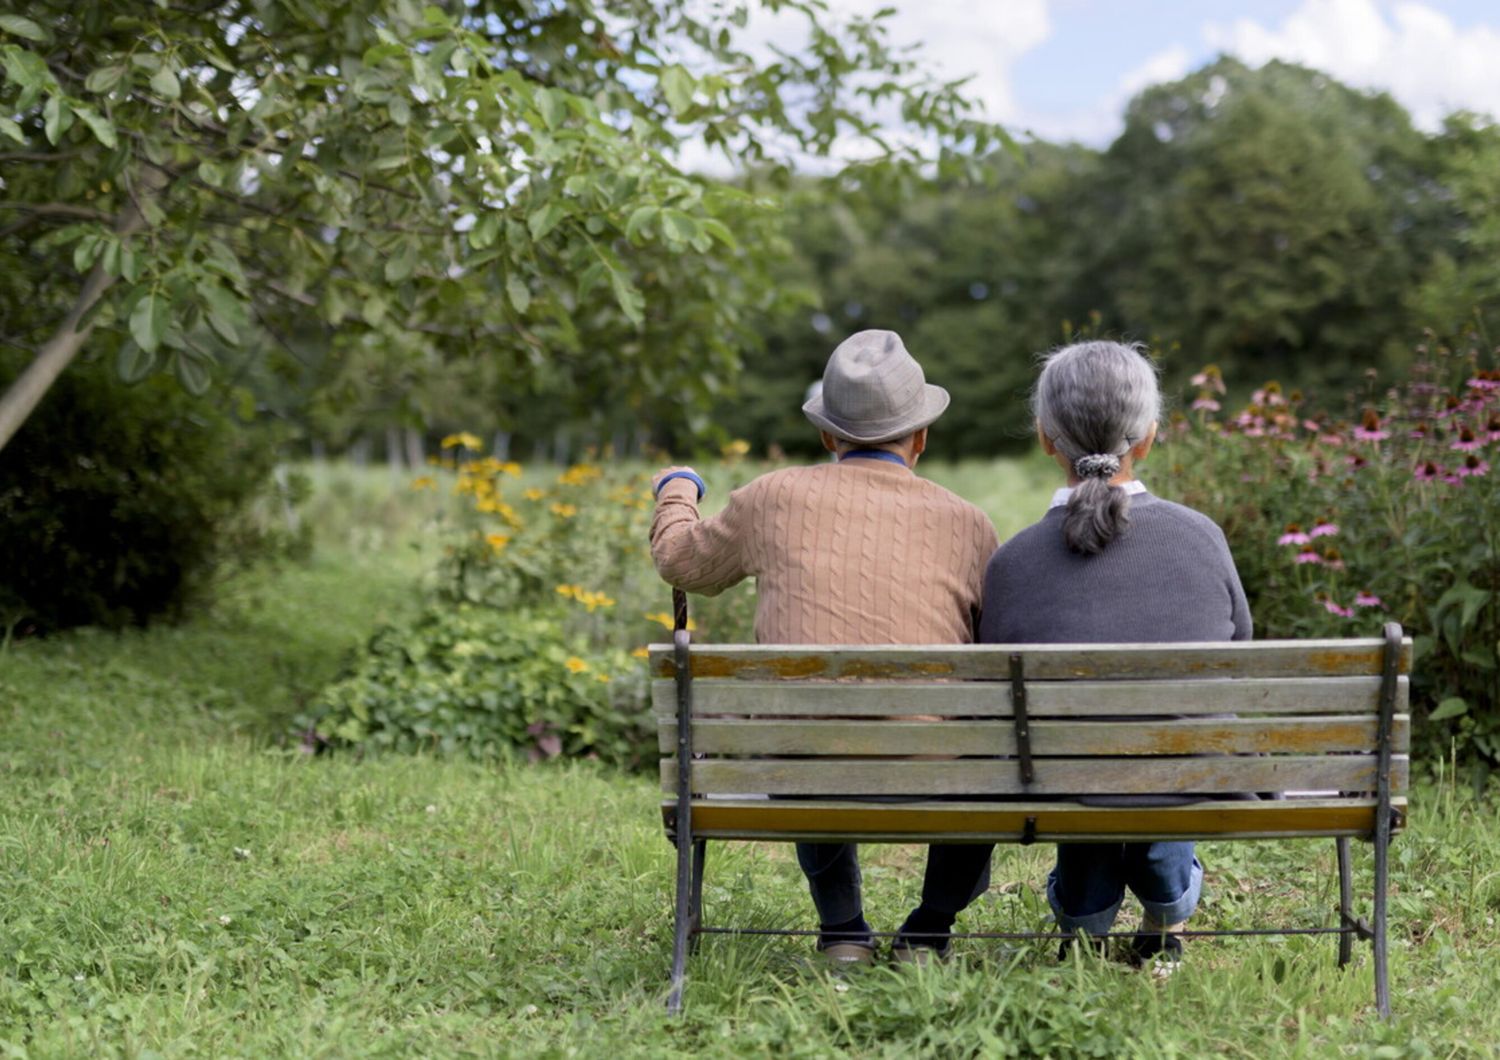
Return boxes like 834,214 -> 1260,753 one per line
0,202 -> 114,222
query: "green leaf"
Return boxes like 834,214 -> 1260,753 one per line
0,15 -> 48,42
527,202 -> 565,242
149,66 -> 180,101
72,105 -> 116,149
361,294 -> 387,327
536,88 -> 565,130
0,116 -> 22,143
609,270 -> 644,327
660,65 -> 695,117
384,238 -> 418,283
129,291 -> 169,353
84,64 -> 127,94
506,273 -> 531,314
1429,697 -> 1468,722
468,212 -> 500,251
623,205 -> 657,243
115,339 -> 156,383
1,45 -> 52,92
174,352 -> 211,395
697,218 -> 739,250
660,209 -> 700,245
42,94 -> 71,145
199,282 -> 244,344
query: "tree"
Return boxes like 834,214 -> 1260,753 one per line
0,1 -> 999,451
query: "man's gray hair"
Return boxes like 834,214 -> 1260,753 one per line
1032,340 -> 1161,555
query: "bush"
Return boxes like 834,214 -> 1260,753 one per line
1155,345 -> 1500,781
0,356 -> 302,634
300,605 -> 651,767
298,442 -> 762,765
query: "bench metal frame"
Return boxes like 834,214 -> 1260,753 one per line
661,590 -> 1407,1018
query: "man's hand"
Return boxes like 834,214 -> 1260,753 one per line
652,465 -> 697,492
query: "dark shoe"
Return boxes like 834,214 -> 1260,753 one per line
891,938 -> 951,966
817,940 -> 877,965
1056,935 -> 1108,962
1127,930 -> 1184,976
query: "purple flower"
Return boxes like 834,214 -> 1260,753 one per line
1322,599 -> 1354,618
1191,397 -> 1221,412
1354,591 -> 1384,608
1452,427 -> 1483,452
1457,455 -> 1490,478
1279,525 -> 1311,546
1468,374 -> 1500,392
1309,522 -> 1339,538
1296,550 -> 1323,565
1414,461 -> 1441,481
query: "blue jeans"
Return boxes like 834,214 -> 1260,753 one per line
796,842 -> 992,927
1048,842 -> 1202,936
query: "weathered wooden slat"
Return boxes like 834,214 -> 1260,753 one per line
648,638 -> 1412,681
660,797 -> 1408,842
660,755 -> 1409,797
651,676 -> 1409,718
656,715 -> 1411,757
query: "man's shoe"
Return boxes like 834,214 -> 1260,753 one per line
818,940 -> 877,965
1128,921 -> 1185,975
1056,935 -> 1108,962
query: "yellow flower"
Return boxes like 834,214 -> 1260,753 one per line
498,461 -> 523,478
557,463 -> 602,487
556,584 -> 580,599
578,590 -> 616,612
441,432 -> 483,450
550,502 -> 578,518
595,673 -> 612,684
722,438 -> 751,459
564,656 -> 589,674
484,532 -> 511,553
410,476 -> 437,491
644,612 -> 696,631
523,487 -> 546,501
631,647 -> 650,660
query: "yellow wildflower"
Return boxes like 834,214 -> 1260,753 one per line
484,532 -> 511,553
410,476 -> 437,491
722,438 -> 751,459
441,432 -> 484,450
498,461 -> 522,478
644,612 -> 696,631
564,656 -> 589,674
631,647 -> 650,660
595,673 -> 612,684
557,463 -> 602,487
523,487 -> 546,501
556,584 -> 580,599
550,502 -> 578,518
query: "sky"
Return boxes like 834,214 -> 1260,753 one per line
816,0 -> 1500,145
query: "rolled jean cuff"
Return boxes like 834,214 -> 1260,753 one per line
1047,881 -> 1124,937
1138,857 -> 1203,928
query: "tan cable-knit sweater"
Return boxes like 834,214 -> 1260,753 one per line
650,459 -> 999,645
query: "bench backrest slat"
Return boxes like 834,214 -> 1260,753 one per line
662,755 -> 1408,797
650,675 -> 1408,717
649,639 -> 1412,682
655,715 -> 1410,757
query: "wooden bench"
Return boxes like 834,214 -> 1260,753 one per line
652,591 -> 1411,1016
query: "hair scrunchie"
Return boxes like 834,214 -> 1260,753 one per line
1073,453 -> 1121,479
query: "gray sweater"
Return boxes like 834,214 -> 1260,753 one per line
980,492 -> 1252,645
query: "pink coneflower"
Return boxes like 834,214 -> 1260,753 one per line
1303,420 -> 1322,433
1296,549 -> 1323,564
1353,409 -> 1389,442
1414,461 -> 1441,481
1346,454 -> 1368,470
1468,371 -> 1500,392
1309,522 -> 1339,538
1191,396 -> 1221,412
1279,524 -> 1311,546
1487,414 -> 1500,442
1457,454 -> 1490,478
1408,422 -> 1431,441
1322,599 -> 1354,618
1452,427 -> 1483,452
1438,396 -> 1464,419
1321,548 -> 1346,571
1354,591 -> 1385,608
1444,469 -> 1466,485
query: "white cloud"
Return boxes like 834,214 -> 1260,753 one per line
1206,0 -> 1500,128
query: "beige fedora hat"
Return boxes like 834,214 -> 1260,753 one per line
802,330 -> 950,444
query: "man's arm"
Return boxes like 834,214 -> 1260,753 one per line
649,466 -> 751,596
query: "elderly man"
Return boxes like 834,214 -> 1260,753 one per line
649,330 -> 999,963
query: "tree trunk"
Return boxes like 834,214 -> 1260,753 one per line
385,425 -> 404,474
0,170 -> 166,453
404,426 -> 425,470
492,430 -> 511,461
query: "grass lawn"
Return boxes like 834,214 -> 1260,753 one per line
4,460 -> 1499,1057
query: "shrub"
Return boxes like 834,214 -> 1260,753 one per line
0,355 -> 302,634
299,441 -> 762,765
300,605 -> 652,767
1155,345 -> 1500,781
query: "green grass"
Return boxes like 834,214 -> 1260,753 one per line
4,460 -> 1499,1057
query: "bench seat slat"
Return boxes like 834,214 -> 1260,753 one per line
649,639 -> 1412,682
662,797 -> 1408,842
656,715 -> 1411,757
651,676 -> 1408,718
662,755 -> 1408,797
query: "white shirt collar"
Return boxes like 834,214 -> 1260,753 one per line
1049,480 -> 1149,510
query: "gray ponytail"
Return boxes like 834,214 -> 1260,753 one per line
1033,341 -> 1161,555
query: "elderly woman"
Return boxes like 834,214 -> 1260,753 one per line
980,340 -> 1252,967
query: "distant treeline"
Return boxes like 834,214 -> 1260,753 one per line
719,57 -> 1500,458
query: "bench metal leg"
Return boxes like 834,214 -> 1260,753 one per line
1335,837 -> 1354,968
688,840 -> 708,953
667,825 -> 695,1015
1373,818 -> 1391,1019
